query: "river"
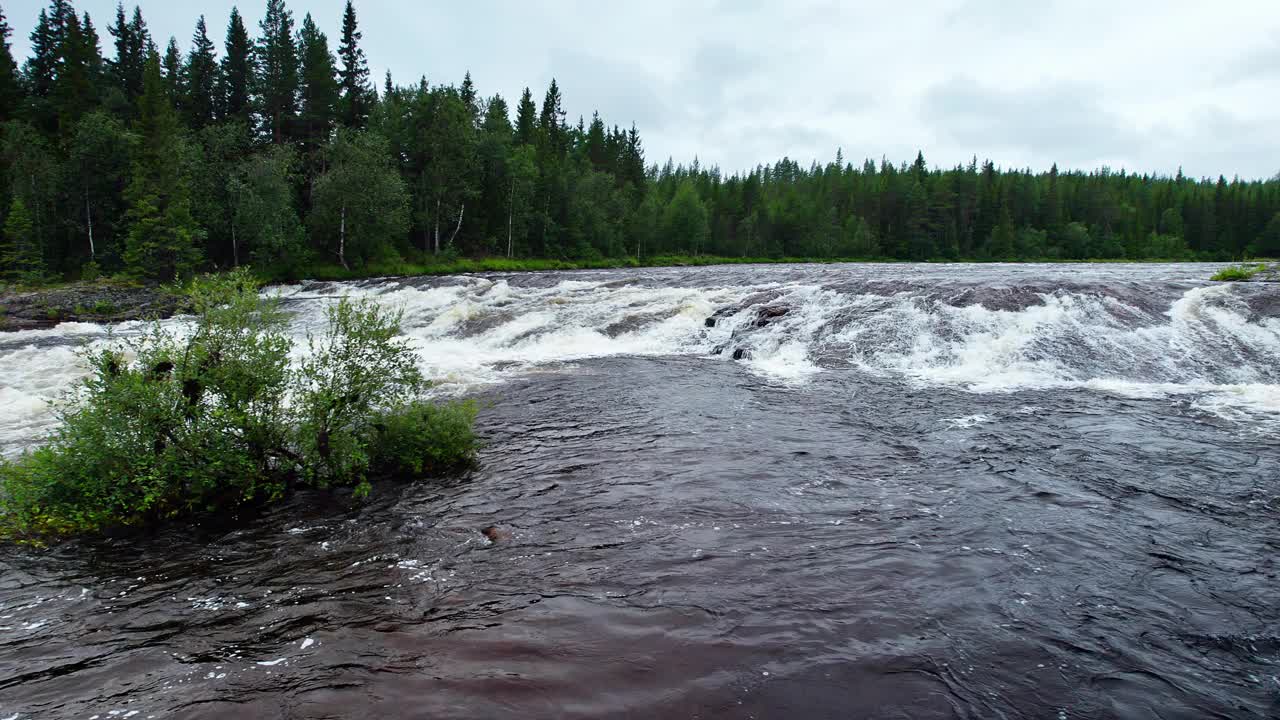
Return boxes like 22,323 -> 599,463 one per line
1,262 -> 1278,718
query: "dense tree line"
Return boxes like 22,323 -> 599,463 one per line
0,0 -> 1277,283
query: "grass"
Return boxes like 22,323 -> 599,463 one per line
1212,263 -> 1268,281
276,254 -> 1266,284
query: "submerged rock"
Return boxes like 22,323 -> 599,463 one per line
754,305 -> 790,327
705,317 -> 716,328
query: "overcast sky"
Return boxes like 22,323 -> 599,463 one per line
6,0 -> 1279,179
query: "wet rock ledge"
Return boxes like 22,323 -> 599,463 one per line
0,281 -> 189,332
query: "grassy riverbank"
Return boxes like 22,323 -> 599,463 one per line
274,254 -> 1248,283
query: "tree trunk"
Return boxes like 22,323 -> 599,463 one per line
448,203 -> 465,249
507,178 -> 515,258
434,197 -> 441,255
339,203 -> 349,270
84,190 -> 94,261
231,223 -> 239,268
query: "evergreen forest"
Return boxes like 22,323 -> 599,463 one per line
1,0 -> 1279,283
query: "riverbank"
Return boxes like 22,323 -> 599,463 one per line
0,280 -> 188,332
278,254 -> 1248,283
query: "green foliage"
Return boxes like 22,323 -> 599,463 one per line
292,296 -> 424,483
2,197 -> 43,281
0,269 -> 477,539
229,145 -> 306,269
664,181 -> 709,254
309,129 -> 409,268
371,400 -> 479,476
2,3 -> 1280,284
1211,263 -> 1266,281
123,52 -> 204,280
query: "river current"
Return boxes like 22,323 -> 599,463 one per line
0,263 -> 1277,718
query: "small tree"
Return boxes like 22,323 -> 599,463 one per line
309,130 -> 409,268
664,181 -> 708,255
2,197 -> 42,281
123,51 -> 204,280
228,145 -> 305,270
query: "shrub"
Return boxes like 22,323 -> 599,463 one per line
371,400 -> 479,478
0,269 -> 477,539
1212,263 -> 1265,281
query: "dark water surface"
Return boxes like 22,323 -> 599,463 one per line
1,263 -> 1278,718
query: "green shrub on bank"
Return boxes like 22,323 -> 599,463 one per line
1211,263 -> 1266,281
0,269 -> 477,539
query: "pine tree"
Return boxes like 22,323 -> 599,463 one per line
0,8 -> 20,121
106,5 -> 150,107
220,7 -> 253,124
123,51 -> 203,279
2,197 -> 42,280
183,16 -> 219,129
624,123 -> 646,196
585,112 -> 607,171
539,79 -> 564,152
161,36 -> 182,102
514,87 -> 536,146
25,8 -> 65,131
336,0 -> 372,129
460,71 -> 478,124
54,11 -> 105,133
297,14 -> 338,158
255,0 -> 298,144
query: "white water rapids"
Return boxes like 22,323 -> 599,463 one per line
2,263 -> 1278,455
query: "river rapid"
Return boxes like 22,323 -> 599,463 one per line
0,262 -> 1278,719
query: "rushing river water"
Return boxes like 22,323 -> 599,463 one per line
1,263 -> 1278,719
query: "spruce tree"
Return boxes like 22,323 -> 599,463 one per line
255,0 -> 299,144
2,196 -> 42,281
586,112 -> 607,171
460,71 -> 478,123
123,51 -> 203,280
297,14 -> 338,158
53,12 -> 104,133
220,7 -> 253,124
25,8 -> 63,131
0,8 -> 19,121
514,87 -> 536,146
183,16 -> 219,129
336,0 -> 372,129
624,123 -> 646,196
161,36 -> 182,103
106,5 -> 150,106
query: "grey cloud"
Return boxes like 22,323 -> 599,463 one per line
5,0 -> 1277,178
922,76 -> 1144,166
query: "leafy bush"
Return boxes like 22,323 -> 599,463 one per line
371,400 -> 479,478
1211,264 -> 1265,281
80,260 -> 101,282
0,269 -> 477,538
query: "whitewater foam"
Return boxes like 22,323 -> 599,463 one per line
2,269 -> 1278,453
